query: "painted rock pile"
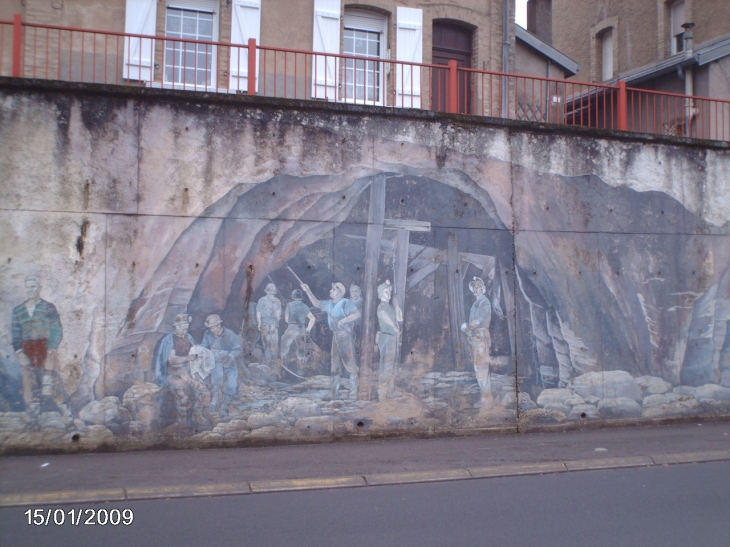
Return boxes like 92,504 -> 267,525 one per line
525,370 -> 730,424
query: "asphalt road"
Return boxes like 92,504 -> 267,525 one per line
2,460 -> 729,547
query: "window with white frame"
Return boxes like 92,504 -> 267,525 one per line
670,0 -> 686,54
343,9 -> 388,104
311,2 -> 422,105
600,28 -> 613,81
164,1 -> 219,88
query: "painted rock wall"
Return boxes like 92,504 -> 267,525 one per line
1,83 -> 729,452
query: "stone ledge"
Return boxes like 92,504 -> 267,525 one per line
1,76 -> 726,151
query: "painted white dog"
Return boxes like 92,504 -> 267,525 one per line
189,345 -> 216,381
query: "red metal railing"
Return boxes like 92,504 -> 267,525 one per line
461,67 -> 622,126
625,86 -> 729,141
2,15 -> 728,142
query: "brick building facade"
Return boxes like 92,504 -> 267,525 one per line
546,0 -> 730,101
2,1 -> 582,113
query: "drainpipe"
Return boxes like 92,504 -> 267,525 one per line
501,0 -> 511,117
681,22 -> 696,135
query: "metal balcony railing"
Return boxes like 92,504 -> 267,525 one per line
2,15 -> 728,141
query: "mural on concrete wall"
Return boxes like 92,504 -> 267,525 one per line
1,95 -> 730,450
94,169 -> 519,442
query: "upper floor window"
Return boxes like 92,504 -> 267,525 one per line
123,0 -> 228,89
670,1 -> 686,54
164,4 -> 218,88
591,17 -> 617,83
311,1 -> 423,106
343,9 -> 388,104
600,28 -> 613,81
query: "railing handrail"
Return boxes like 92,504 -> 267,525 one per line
457,65 -> 622,92
626,84 -> 730,105
10,19 -> 619,93
8,17 -> 730,106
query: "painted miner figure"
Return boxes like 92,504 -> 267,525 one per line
201,314 -> 243,419
11,276 -> 63,412
300,281 -> 361,400
349,284 -> 363,336
461,277 -> 494,408
376,280 -> 404,400
279,289 -> 315,375
256,283 -> 282,376
154,314 -> 212,429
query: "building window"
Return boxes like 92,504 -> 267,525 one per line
312,2 -> 410,104
670,1 -> 686,54
164,2 -> 218,88
343,9 -> 388,104
600,28 -> 613,81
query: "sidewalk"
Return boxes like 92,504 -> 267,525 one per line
2,421 -> 729,507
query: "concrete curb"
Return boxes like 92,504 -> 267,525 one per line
0,489 -> 126,507
250,476 -> 366,493
469,461 -> 568,478
563,456 -> 654,471
126,482 -> 252,501
366,469 -> 471,486
2,450 -> 729,508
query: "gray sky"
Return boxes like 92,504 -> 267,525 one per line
516,0 -> 527,28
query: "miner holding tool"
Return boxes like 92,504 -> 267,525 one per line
289,267 -> 361,401
256,283 -> 282,376
280,289 -> 316,375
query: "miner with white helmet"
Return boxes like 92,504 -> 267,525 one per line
376,280 -> 404,400
461,277 -> 494,408
256,283 -> 282,376
201,313 -> 243,419
300,281 -> 361,401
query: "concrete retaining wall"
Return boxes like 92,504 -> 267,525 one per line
1,78 -> 729,453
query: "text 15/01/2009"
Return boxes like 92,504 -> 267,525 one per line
25,508 -> 134,526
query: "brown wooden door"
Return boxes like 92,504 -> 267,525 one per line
432,22 -> 472,114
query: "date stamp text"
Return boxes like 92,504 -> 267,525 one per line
24,508 -> 134,526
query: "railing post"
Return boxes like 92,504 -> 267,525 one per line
448,59 -> 458,113
12,13 -> 23,77
618,79 -> 628,131
247,38 -> 257,95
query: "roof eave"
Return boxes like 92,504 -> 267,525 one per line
515,26 -> 581,77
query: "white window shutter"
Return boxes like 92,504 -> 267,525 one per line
230,0 -> 261,92
124,0 -> 157,81
395,7 -> 422,108
312,0 -> 341,100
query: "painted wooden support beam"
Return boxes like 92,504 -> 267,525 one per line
446,232 -> 466,371
343,234 -> 495,272
406,261 -> 440,291
393,230 -> 410,364
359,174 -> 387,401
383,219 -> 431,232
